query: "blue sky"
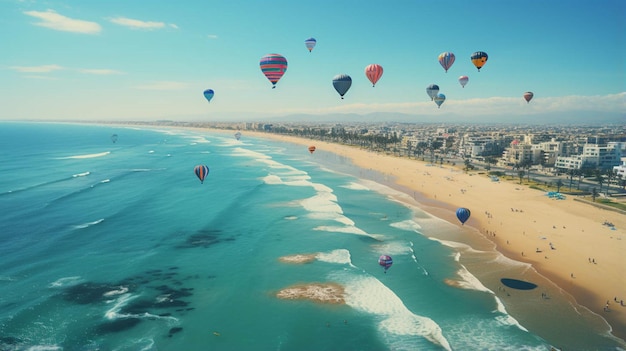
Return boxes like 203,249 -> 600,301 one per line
1,0 -> 624,122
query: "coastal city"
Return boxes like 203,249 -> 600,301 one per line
130,120 -> 626,198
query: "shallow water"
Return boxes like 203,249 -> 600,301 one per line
0,122 -> 622,350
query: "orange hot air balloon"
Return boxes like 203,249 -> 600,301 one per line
308,145 -> 316,154
364,64 -> 383,87
470,51 -> 488,71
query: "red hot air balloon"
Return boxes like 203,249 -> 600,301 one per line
308,145 -> 316,154
260,54 -> 288,88
364,64 -> 383,87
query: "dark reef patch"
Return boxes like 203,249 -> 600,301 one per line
500,278 -> 538,290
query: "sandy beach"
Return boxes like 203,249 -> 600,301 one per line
230,130 -> 626,343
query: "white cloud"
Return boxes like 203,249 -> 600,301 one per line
133,81 -> 189,90
77,68 -> 124,75
24,10 -> 101,34
9,64 -> 64,73
109,17 -> 176,30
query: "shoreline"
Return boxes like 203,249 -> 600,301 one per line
229,129 -> 626,344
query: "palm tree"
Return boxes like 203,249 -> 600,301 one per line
594,169 -> 604,195
518,170 -> 525,184
591,187 -> 598,202
555,179 -> 564,193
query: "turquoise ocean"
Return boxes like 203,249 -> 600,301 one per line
0,122 -> 622,351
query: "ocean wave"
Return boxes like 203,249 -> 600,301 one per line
100,179 -> 110,183
59,151 -> 110,159
390,219 -> 422,232
72,218 -> 104,230
448,267 -> 493,293
105,293 -> 178,323
72,171 -> 90,177
371,241 -> 412,256
316,249 -> 353,265
49,276 -> 82,288
340,182 -> 370,191
339,274 -> 452,351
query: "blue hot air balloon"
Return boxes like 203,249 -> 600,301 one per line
332,74 -> 352,99
456,207 -> 471,225
378,255 -> 393,273
203,89 -> 214,103
434,93 -> 446,108
304,37 -> 317,52
194,165 -> 209,184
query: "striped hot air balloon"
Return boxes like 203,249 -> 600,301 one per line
304,37 -> 317,52
438,52 -> 455,72
260,54 -> 288,88
364,64 -> 383,87
194,165 -> 209,184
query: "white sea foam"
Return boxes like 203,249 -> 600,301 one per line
24,346 -> 62,351
49,276 -> 82,288
313,225 -> 366,235
148,150 -> 154,153
105,293 -> 178,323
338,274 -> 451,351
340,182 -> 370,191
103,286 -> 129,297
72,171 -> 90,177
100,179 -> 110,183
316,249 -> 353,265
390,219 -> 422,232
453,267 -> 493,293
59,151 -> 110,159
73,218 -> 104,229
371,241 -> 412,256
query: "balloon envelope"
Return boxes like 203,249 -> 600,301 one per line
438,52 -> 455,72
364,64 -> 383,87
260,54 -> 288,88
304,37 -> 316,52
378,255 -> 393,271
434,93 -> 446,108
458,76 -> 469,88
203,89 -> 214,102
111,134 -> 118,143
332,74 -> 352,99
234,131 -> 242,140
426,84 -> 439,101
194,165 -> 209,184
308,145 -> 316,154
456,207 -> 471,224
470,51 -> 488,71
523,92 -> 534,103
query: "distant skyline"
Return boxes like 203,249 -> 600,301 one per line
1,0 -> 624,123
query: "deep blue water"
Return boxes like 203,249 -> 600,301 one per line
0,122 -> 614,350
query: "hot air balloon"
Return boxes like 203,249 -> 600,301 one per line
434,93 -> 446,108
438,52 -> 455,73
332,74 -> 352,99
364,64 -> 383,87
194,165 -> 209,184
111,134 -> 118,143
458,76 -> 469,88
203,89 -> 214,103
426,84 -> 440,101
523,92 -> 534,103
304,37 -> 316,52
234,131 -> 242,140
470,51 -> 488,71
378,255 -> 393,273
308,145 -> 316,154
456,207 -> 471,225
260,54 -> 288,88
